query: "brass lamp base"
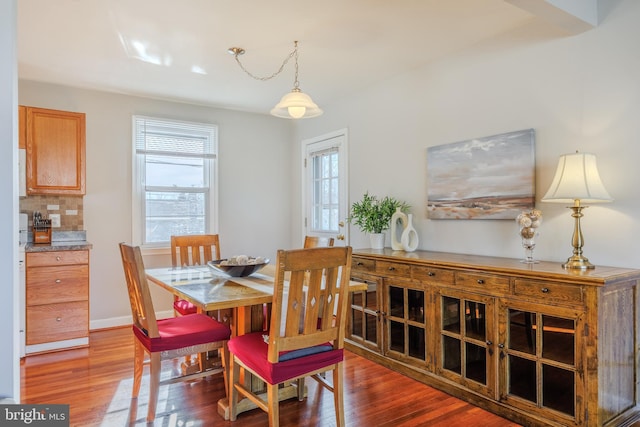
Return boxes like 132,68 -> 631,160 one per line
562,255 -> 595,270
563,203 -> 596,270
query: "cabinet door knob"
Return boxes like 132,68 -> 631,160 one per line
388,267 -> 395,271
541,287 -> 549,293
56,317 -> 62,322
476,279 -> 485,285
486,340 -> 493,346
56,256 -> 61,261
498,343 -> 505,349
55,279 -> 61,284
428,272 -> 435,277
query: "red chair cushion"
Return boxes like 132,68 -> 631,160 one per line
228,332 -> 343,385
173,299 -> 198,315
133,314 -> 230,353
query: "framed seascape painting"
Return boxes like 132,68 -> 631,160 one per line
427,129 -> 535,220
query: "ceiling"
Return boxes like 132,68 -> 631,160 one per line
18,1 -> 551,115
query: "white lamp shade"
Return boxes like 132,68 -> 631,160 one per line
542,152 -> 613,203
270,89 -> 323,119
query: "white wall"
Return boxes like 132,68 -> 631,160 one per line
19,82 -> 293,327
296,0 -> 640,270
0,0 -> 19,403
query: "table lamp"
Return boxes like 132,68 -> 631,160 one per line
542,151 -> 612,269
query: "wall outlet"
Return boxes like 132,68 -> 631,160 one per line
50,214 -> 61,228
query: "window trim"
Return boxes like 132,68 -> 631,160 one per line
131,115 -> 218,249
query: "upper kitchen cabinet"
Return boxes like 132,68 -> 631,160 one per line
23,106 -> 86,195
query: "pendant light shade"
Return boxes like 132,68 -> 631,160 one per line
270,88 -> 323,119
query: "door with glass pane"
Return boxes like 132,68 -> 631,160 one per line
347,272 -> 382,353
436,289 -> 496,398
383,279 -> 430,370
303,130 -> 348,246
499,301 -> 584,425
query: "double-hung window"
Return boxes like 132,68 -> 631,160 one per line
132,116 -> 218,247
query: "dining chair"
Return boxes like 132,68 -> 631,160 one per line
119,243 -> 231,422
170,234 -> 221,316
228,246 -> 353,427
261,236 -> 335,332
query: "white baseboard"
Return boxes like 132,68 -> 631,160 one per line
89,310 -> 174,331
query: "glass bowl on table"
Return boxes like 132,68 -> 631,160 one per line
207,255 -> 269,277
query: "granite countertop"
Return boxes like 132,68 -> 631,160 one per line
24,230 -> 93,252
26,240 -> 93,252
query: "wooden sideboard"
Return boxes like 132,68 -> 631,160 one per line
346,249 -> 640,427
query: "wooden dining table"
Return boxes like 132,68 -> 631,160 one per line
145,263 -> 365,420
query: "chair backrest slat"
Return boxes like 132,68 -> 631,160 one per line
267,246 -> 352,363
119,243 -> 159,338
171,234 -> 221,267
303,235 -> 335,248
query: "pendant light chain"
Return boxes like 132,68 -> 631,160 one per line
233,41 -> 299,82
293,43 -> 300,90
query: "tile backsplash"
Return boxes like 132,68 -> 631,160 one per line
20,195 -> 84,231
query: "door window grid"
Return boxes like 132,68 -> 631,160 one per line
311,148 -> 339,233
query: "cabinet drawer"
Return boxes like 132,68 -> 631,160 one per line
412,265 -> 454,285
27,250 -> 88,267
26,301 -> 88,345
513,279 -> 584,304
376,260 -> 411,277
26,265 -> 89,305
352,257 -> 376,273
455,271 -> 510,293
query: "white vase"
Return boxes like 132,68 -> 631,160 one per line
370,233 -> 385,250
390,207 -> 408,250
401,214 -> 419,252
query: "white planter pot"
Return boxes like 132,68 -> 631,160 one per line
370,233 -> 385,250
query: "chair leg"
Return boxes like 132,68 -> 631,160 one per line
132,340 -> 144,398
147,353 -> 161,422
297,378 -> 305,401
267,383 -> 279,427
221,343 -> 229,398
333,363 -> 345,427
229,356 -> 240,421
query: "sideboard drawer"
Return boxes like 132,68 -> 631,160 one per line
26,300 -> 89,345
413,265 -> 454,285
26,265 -> 89,306
352,257 -> 376,273
455,271 -> 510,293
27,250 -> 89,267
376,260 -> 411,277
513,279 -> 584,304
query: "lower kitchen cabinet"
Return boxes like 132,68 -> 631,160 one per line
26,249 -> 90,354
346,249 -> 640,427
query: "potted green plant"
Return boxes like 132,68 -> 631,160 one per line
348,192 -> 409,249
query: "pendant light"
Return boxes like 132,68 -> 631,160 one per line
228,41 -> 323,119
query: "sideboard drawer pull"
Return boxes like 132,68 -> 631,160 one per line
55,279 -> 62,284
356,262 -> 364,266
476,279 -> 485,285
428,272 -> 435,277
56,256 -> 62,261
541,287 -> 549,293
388,267 -> 396,271
56,317 -> 62,322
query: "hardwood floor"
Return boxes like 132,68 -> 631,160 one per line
21,327 -> 521,426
